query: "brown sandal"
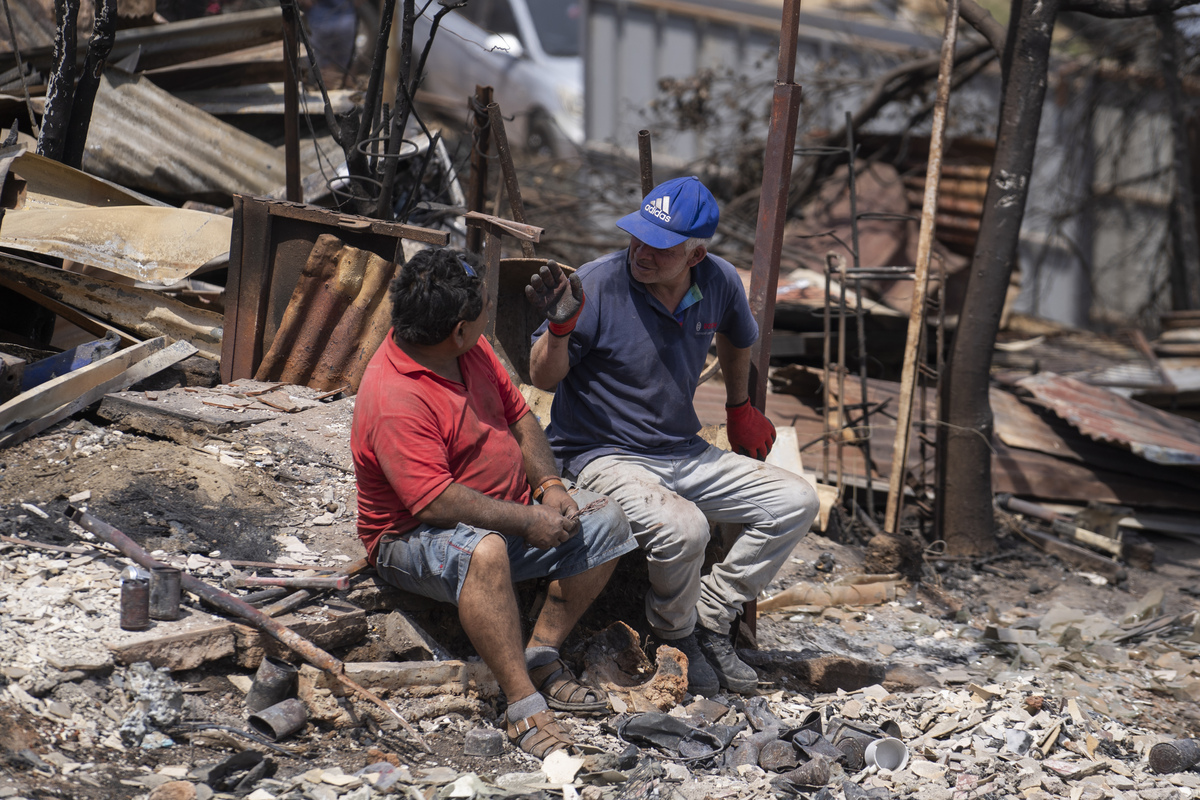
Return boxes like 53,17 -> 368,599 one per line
529,657 -> 609,713
506,709 -> 578,759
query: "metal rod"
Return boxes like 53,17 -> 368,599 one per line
228,575 -> 351,591
836,254 -> 848,499
638,129 -> 654,196
486,102 -> 535,258
822,253 -> 834,485
884,0 -> 960,534
281,1 -> 302,203
465,85 -> 493,255
847,114 -> 873,514
67,508 -> 429,751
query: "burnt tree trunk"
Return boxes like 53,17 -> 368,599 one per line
38,0 -> 80,161
62,0 -> 117,170
937,0 -> 1059,556
1157,11 -> 1200,310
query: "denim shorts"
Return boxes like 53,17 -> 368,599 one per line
374,487 -> 635,605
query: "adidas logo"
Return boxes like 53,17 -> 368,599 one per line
644,195 -> 671,223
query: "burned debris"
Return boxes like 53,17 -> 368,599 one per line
3,0 -> 1200,797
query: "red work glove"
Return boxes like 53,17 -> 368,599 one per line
726,399 -> 776,460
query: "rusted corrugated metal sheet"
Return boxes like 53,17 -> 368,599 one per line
1017,372 -> 1200,465
995,327 -> 1170,390
82,70 -> 284,202
255,234 -> 396,392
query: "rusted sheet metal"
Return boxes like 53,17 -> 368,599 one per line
1018,372 -> 1200,465
255,235 -> 396,391
223,197 -> 448,386
995,326 -> 1171,390
83,71 -> 284,201
0,206 -> 231,284
0,148 -> 166,210
746,366 -> 1200,510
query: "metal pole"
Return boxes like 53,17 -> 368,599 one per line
846,114 -> 874,514
281,1 -> 302,203
487,102 -> 536,257
884,0 -> 960,534
465,85 -> 493,255
638,129 -> 654,197
747,0 -> 804,410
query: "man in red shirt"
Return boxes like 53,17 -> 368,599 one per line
352,248 -> 634,759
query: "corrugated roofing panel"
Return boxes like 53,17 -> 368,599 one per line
1017,372 -> 1200,466
82,70 -> 284,201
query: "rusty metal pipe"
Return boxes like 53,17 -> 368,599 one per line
67,507 -> 429,751
638,129 -> 654,197
229,575 -> 351,590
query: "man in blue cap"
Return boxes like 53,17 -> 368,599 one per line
526,176 -> 819,696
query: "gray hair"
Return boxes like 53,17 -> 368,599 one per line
683,237 -> 711,256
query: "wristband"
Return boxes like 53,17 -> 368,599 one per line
532,477 -> 565,502
547,293 -> 585,337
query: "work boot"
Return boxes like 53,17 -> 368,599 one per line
650,632 -> 719,697
694,625 -> 758,693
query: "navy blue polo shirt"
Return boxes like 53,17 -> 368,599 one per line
534,249 -> 758,476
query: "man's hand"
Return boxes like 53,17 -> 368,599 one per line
726,399 -> 777,460
539,484 -> 580,532
525,261 -> 584,335
522,503 -> 579,549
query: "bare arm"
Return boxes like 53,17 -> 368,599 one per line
510,410 -> 578,525
529,331 -> 571,391
413,411 -> 577,548
715,333 -> 751,406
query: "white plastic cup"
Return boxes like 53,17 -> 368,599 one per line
864,737 -> 909,771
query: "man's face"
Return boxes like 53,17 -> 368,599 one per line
627,237 -> 702,287
457,291 -> 491,351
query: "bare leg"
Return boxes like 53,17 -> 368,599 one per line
457,533 -> 537,702
527,558 -> 619,649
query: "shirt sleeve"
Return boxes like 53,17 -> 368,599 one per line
716,259 -> 759,349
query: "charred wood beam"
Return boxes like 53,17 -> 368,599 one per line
62,0 -> 117,170
38,0 -> 80,162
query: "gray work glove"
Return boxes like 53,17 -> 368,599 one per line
525,261 -> 585,335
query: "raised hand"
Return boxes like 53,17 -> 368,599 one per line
525,261 -> 585,335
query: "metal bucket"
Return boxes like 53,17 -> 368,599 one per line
245,657 -> 299,713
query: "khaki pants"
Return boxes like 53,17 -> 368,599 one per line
574,445 -> 818,638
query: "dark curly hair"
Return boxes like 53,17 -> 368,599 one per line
389,248 -> 484,346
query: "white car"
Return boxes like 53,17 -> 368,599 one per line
412,0 -> 584,156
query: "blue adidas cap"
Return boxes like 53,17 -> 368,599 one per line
616,176 -> 719,249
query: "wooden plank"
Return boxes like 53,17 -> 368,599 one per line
0,339 -> 198,448
0,337 -> 166,433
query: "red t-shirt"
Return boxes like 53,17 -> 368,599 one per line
352,332 -> 532,564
